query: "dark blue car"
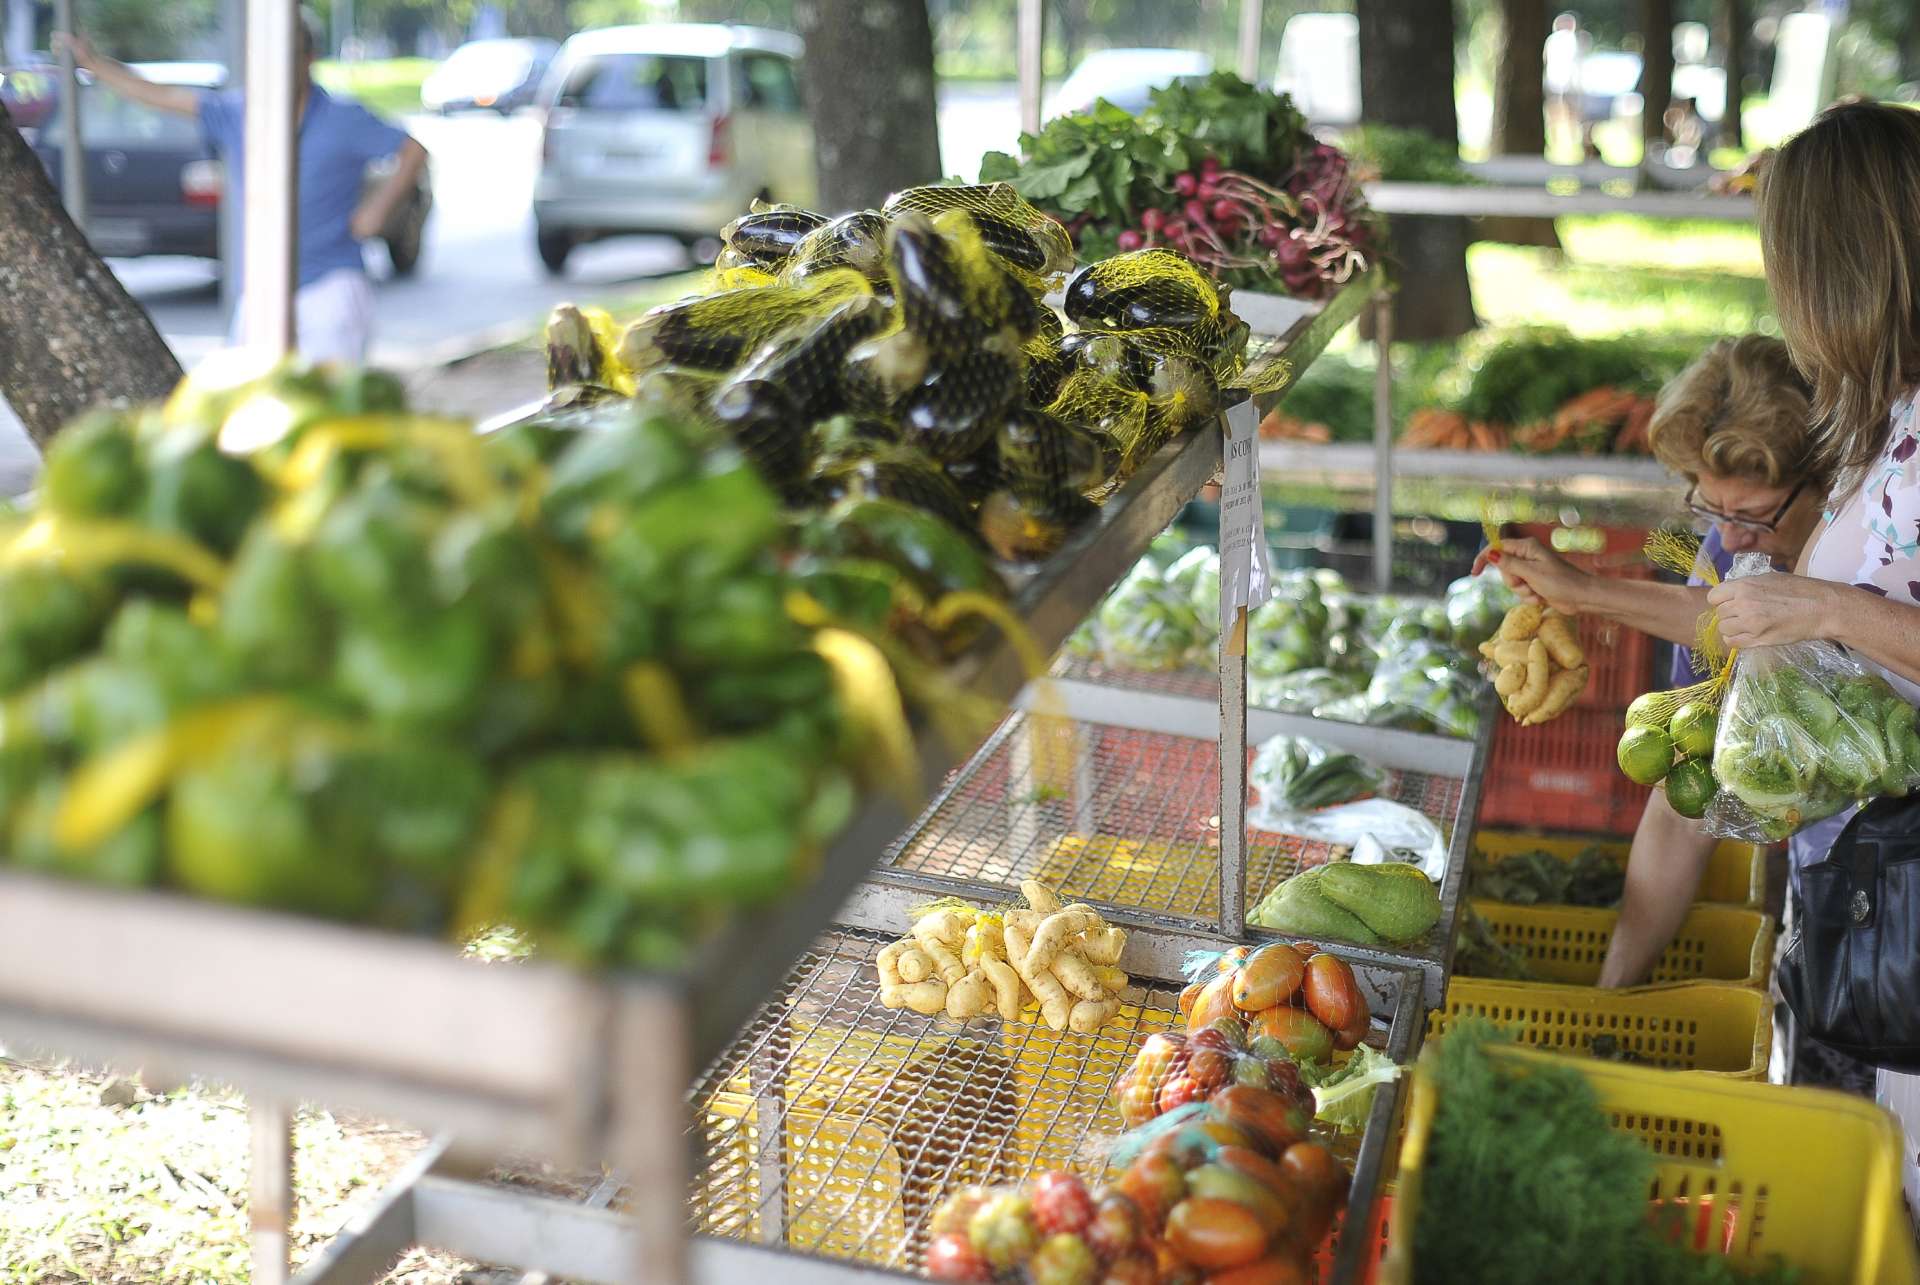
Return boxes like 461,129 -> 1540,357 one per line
31,61 -> 227,260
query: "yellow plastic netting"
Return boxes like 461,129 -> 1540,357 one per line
881,182 -> 1075,287
1626,527 -> 1736,728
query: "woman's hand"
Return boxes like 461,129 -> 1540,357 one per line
1706,572 -> 1844,648
1470,537 -> 1593,615
52,32 -> 99,72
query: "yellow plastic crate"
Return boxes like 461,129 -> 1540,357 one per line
1474,829 -> 1766,911
1382,1045 -> 1920,1285
1468,897 -> 1775,989
1430,978 -> 1772,1079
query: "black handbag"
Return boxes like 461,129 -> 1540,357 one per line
1777,792 -> 1920,1072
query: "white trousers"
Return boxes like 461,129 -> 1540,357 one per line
228,267 -> 376,364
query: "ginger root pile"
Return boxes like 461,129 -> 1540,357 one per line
1477,602 -> 1588,725
875,879 -> 1130,1034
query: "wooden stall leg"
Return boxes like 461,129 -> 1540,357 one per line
250,1098 -> 295,1285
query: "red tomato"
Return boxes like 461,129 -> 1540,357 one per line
1118,1151 -> 1186,1230
1214,1146 -> 1299,1209
1231,943 -> 1307,1012
1164,1197 -> 1269,1270
1158,1071 -> 1202,1115
1188,1048 -> 1234,1090
1033,1171 -> 1096,1237
1085,1192 -> 1141,1261
1301,954 -> 1365,1033
1098,1254 -> 1159,1285
1193,1119 -> 1259,1154
926,1231 -> 992,1281
1210,1085 -> 1310,1156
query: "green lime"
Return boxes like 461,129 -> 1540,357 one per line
1669,702 -> 1718,760
1617,725 -> 1676,786
1626,692 -> 1667,730
1665,756 -> 1718,819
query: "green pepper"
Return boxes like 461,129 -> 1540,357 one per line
167,744 -> 376,918
310,484 -> 437,627
219,528 -> 331,683
104,599 -> 241,710
142,442 -> 265,556
0,568 -> 111,696
335,602 -> 488,729
785,555 -> 906,631
542,411 -> 699,541
42,411 -> 145,519
699,650 -> 837,741
596,463 -> 782,603
668,572 -> 802,666
25,657 -> 169,758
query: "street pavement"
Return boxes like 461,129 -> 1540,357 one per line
0,85 -> 1026,493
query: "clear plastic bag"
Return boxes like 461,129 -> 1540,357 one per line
1249,734 -> 1386,812
1246,798 -> 1448,878
1706,554 -> 1920,842
1444,564 -> 1519,653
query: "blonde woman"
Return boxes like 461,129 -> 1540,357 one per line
1472,336 -> 1829,992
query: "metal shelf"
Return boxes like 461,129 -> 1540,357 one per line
0,271 -> 1393,1285
1259,441 -> 1679,484
1363,180 -> 1755,222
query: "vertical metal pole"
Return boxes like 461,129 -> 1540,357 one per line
1371,294 -> 1395,594
1237,0 -> 1263,83
242,0 -> 298,353
219,0 -> 243,324
52,0 -> 87,237
249,1100 -> 293,1285
612,983 -> 691,1285
1017,0 -> 1043,137
750,1020 -> 789,1245
1218,422 -> 1247,940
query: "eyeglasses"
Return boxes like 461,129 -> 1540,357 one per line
1685,480 -> 1806,534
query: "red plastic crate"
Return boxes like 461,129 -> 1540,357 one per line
1506,523 -> 1657,711
1479,706 -> 1653,836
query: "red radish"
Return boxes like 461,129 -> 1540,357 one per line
1116,229 -> 1144,251
1174,172 -> 1199,197
1140,207 -> 1165,232
1183,199 -> 1211,226
1197,181 -> 1220,203
1200,155 -> 1222,176
1211,198 -> 1240,225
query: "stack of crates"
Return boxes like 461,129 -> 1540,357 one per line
1479,524 -> 1659,834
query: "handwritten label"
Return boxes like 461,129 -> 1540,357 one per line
1219,399 -> 1272,647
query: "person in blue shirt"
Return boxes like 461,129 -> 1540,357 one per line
59,10 -> 427,363
1471,336 -> 1828,982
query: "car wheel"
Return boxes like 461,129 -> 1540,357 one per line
537,227 -> 572,275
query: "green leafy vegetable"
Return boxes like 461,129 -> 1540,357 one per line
1308,1043 -> 1400,1134
1469,845 -> 1624,909
1341,124 -> 1475,184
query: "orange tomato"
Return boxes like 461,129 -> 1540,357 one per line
1249,1006 -> 1333,1064
1300,953 -> 1365,1033
1210,1085 -> 1310,1156
1214,1146 -> 1298,1209
1231,943 -> 1307,1012
1164,1197 -> 1269,1270
1187,973 -> 1239,1033
1204,1253 -> 1310,1285
1118,1151 -> 1186,1231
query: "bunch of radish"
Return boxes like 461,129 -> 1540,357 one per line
1108,147 -> 1373,299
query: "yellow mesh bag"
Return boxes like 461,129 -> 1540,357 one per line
782,210 -> 892,288
717,200 -> 830,273
881,182 -> 1076,286
617,269 -> 873,375
1045,368 -> 1156,498
543,304 -> 634,397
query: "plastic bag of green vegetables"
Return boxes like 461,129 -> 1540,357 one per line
1444,565 -> 1518,653
1248,666 -> 1358,713
1093,545 -> 1218,671
1246,595 -> 1323,678
1250,734 -> 1386,812
1705,557 -> 1920,842
1355,637 -> 1484,739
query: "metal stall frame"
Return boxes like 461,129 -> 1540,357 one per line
0,272 -> 1407,1285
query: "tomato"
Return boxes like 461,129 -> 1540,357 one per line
1214,1146 -> 1298,1209
926,1231 -> 992,1281
1232,943 -> 1307,1012
1164,1196 -> 1269,1269
1184,1163 -> 1291,1237
1332,1005 -> 1372,1053
969,1193 -> 1039,1271
929,1187 -> 990,1238
1033,1171 -> 1097,1237
1179,981 -> 1206,1019
1189,1028 -> 1236,1057
1205,1253 -> 1310,1285
1193,1118 -> 1258,1153
1147,1236 -> 1203,1285
1201,1016 -> 1250,1052
1279,1143 -> 1344,1208
1210,1085 -> 1310,1156
1301,953 -> 1365,1033
1216,945 -> 1252,975
1188,1047 -> 1234,1090
1118,1151 -> 1186,1230
1085,1191 -> 1141,1260
1098,1254 -> 1159,1285
1250,1007 -> 1333,1065
1158,1071 -> 1202,1115
1229,1055 -> 1276,1091
1031,1232 -> 1100,1285
1263,1058 -> 1303,1104
1187,973 -> 1239,1032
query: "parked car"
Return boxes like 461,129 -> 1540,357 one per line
1048,47 -> 1213,119
33,62 -> 432,276
531,23 -> 815,275
421,37 -> 557,115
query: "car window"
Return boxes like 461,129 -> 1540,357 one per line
44,84 -> 202,148
557,54 -> 708,112
737,54 -> 801,114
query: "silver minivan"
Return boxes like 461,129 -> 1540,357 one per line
532,24 -> 816,274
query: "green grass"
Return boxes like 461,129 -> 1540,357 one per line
0,1059 -> 469,1284
312,58 -> 439,120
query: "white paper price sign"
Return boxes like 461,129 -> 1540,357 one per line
1218,399 -> 1272,654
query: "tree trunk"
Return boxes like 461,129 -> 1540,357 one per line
1356,0 -> 1476,342
1638,0 -> 1674,145
0,103 -> 181,449
794,0 -> 944,214
1713,0 -> 1744,151
1486,0 -> 1558,249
